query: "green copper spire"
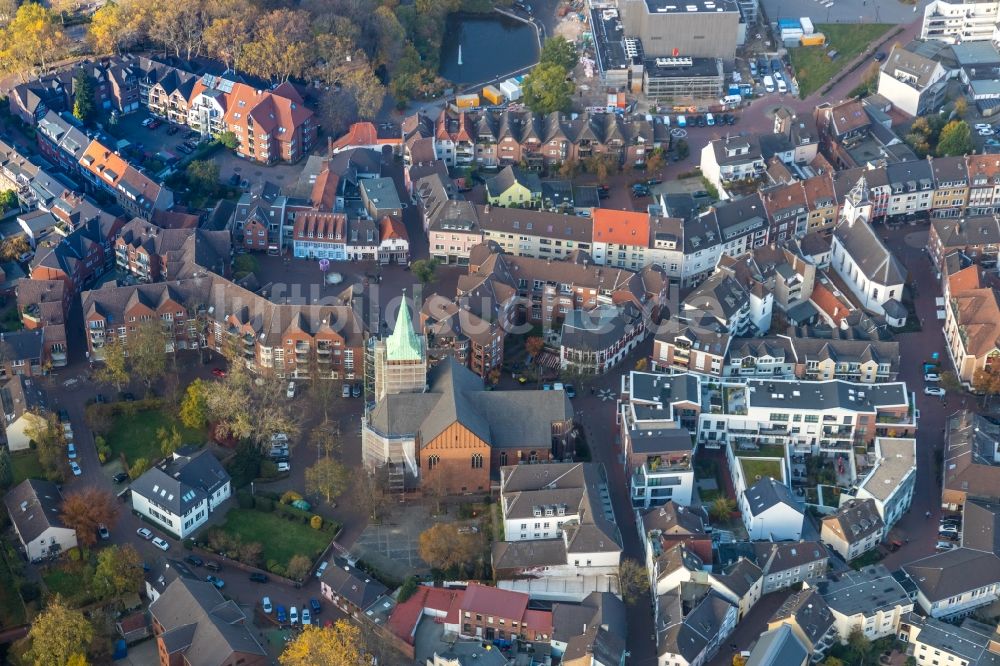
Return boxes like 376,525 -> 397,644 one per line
386,295 -> 423,361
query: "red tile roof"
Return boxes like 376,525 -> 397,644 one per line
380,215 -> 408,242
810,280 -> 852,326
310,166 -> 339,211
461,582 -> 529,620
592,208 -> 650,247
948,265 -> 982,295
386,586 -> 461,644
292,211 -> 345,241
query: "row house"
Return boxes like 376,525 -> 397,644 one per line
231,181 -> 291,253
929,155 -> 969,217
698,378 -> 916,458
420,293 -> 504,379
0,140 -> 78,213
942,266 -> 1000,386
81,277 -> 367,380
885,159 -> 935,217
35,111 -> 90,177
714,193 -> 770,257
291,211 -> 347,260
17,279 -> 68,367
115,219 -> 231,283
679,262 -> 773,337
961,154 -> 1000,215
463,242 -> 661,332
79,139 -> 174,220
406,108 -> 655,169
559,302 -> 647,375
29,203 -> 125,298
477,204 -> 594,260
761,174 -> 839,240
928,216 -> 1000,269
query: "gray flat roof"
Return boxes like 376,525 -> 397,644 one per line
858,438 -> 915,502
643,0 -> 738,13
746,379 -> 909,412
644,57 -> 722,79
816,565 -> 910,617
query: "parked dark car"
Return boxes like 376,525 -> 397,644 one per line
186,555 -> 204,567
309,598 -> 322,615
204,561 -> 222,572
57,409 -> 70,422
874,51 -> 886,61
249,572 -> 269,583
112,472 -> 129,484
228,173 -> 240,186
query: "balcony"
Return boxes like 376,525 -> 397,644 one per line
295,342 -> 310,353
21,304 -> 41,326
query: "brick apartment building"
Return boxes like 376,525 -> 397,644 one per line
114,219 -> 231,283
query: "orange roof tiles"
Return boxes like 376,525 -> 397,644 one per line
948,265 -> 982,295
310,166 -> 339,211
330,122 -> 378,152
967,155 -> 1000,182
80,139 -> 129,186
811,281 -> 852,326
592,208 -> 650,247
380,215 -> 408,242
293,211 -> 345,240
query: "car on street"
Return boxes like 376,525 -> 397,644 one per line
936,541 -> 955,551
289,606 -> 298,625
924,373 -> 941,382
874,51 -> 886,61
67,443 -> 77,459
277,462 -> 290,473
205,575 -> 225,589
924,386 -> 946,396
113,472 -> 130,483
310,598 -> 321,615
979,128 -> 995,137
186,555 -> 204,567
98,524 -> 110,540
58,409 -> 69,422
152,537 -> 170,551
69,462 -> 81,476
352,383 -> 361,398
204,561 -> 221,572
564,384 -> 576,398
342,384 -> 351,398
301,608 -> 311,625
276,605 -> 287,623
262,597 -> 272,614
141,118 -> 154,127
250,572 -> 269,583
212,367 -> 226,377
316,561 -> 329,578
137,527 -> 153,540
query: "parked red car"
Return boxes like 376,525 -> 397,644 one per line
212,368 -> 227,378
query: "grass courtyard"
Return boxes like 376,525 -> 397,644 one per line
738,457 -> 784,484
0,550 -> 25,628
105,406 -> 206,465
11,449 -> 44,485
789,23 -> 894,98
217,509 -> 332,569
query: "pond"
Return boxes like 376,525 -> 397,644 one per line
438,13 -> 539,86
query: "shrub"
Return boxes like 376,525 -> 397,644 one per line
275,502 -> 310,523
236,490 -> 254,509
280,490 -> 303,505
267,562 -> 286,577
398,577 -> 418,602
255,497 -> 274,512
18,581 -> 39,603
260,460 -> 278,479
182,539 -> 194,551
68,547 -> 81,561
310,515 -> 323,530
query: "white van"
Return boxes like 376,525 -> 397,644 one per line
722,94 -> 742,107
763,76 -> 775,93
777,79 -> 788,93
662,115 -> 670,127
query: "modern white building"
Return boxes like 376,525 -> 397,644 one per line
4,479 -> 77,561
740,476 -> 804,542
921,0 -> 1000,43
903,548 -> 1000,619
877,45 -> 949,117
830,184 -> 908,325
850,437 -> 916,529
814,565 -> 913,641
129,449 -> 231,539
700,136 -> 765,200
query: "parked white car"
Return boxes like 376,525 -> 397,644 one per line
262,597 -> 272,614
286,381 -> 295,398
69,462 -> 81,476
152,537 -> 170,551
289,606 -> 298,625
137,527 -> 153,540
924,373 -> 940,382
924,386 -> 946,396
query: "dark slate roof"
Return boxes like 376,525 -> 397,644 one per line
130,450 -> 229,517
822,498 -> 885,545
656,586 -> 735,662
553,591 -> 626,665
745,625 -> 809,666
560,303 -> 641,353
962,499 -> 1000,554
3,479 -> 67,543
148,577 -> 265,666
770,588 -> 833,647
744,477 -> 799,517
0,330 -> 44,362
320,557 -> 389,612
833,217 -> 906,286
903,549 -> 1000,603
641,502 -> 707,536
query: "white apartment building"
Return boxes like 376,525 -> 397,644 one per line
815,565 -> 913,642
700,136 -> 765,200
129,450 -> 231,539
921,0 -> 1000,43
850,437 -> 916,529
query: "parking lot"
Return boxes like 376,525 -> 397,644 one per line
108,111 -> 202,168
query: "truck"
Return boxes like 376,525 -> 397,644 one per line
763,75 -> 775,93
456,94 -> 480,108
721,94 -> 743,107
800,33 -> 826,46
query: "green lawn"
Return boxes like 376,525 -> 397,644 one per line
218,509 -> 331,569
789,23 -> 894,98
11,450 -> 44,485
0,550 -> 25,628
738,457 -> 783,484
42,564 -> 94,607
106,407 -> 206,465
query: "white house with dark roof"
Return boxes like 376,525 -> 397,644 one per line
830,183 -> 907,324
849,437 -> 916,529
877,44 -> 948,117
129,449 -> 231,539
740,477 -> 804,542
3,478 -> 77,561
655,584 -> 738,666
820,498 -> 885,561
902,548 -> 1000,618
814,564 -> 913,641
320,556 -> 393,618
700,135 -> 765,200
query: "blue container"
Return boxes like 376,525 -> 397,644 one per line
777,18 -> 800,29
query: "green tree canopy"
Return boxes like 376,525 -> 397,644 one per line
522,62 -> 574,115
72,69 -> 94,123
937,120 -> 973,156
26,596 -> 93,666
539,36 -> 578,71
